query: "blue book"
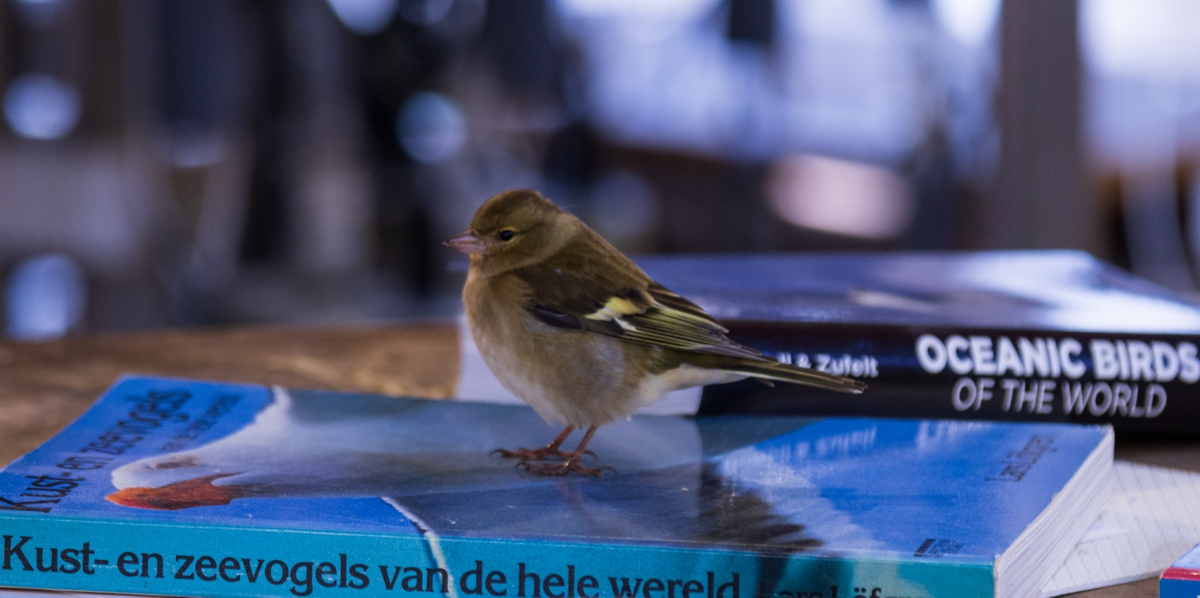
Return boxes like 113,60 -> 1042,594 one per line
1161,543 -> 1200,598
0,376 -> 1112,598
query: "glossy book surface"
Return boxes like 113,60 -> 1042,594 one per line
0,377 -> 1112,598
638,250 -> 1200,333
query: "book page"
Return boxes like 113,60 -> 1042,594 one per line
1042,461 -> 1200,597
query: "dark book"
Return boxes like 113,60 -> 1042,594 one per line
0,376 -> 1112,598
635,250 -> 1200,433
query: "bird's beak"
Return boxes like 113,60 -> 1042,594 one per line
444,231 -> 486,254
106,474 -> 242,510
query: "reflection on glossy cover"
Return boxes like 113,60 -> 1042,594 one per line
638,250 -> 1200,333
0,376 -> 1112,598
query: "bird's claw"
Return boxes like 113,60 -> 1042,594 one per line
492,447 -> 577,461
516,459 -> 616,477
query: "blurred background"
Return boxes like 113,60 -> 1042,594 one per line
2,0 -> 1199,339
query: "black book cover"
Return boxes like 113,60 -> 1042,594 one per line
638,251 -> 1200,434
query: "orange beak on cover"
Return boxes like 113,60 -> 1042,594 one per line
443,231 -> 486,254
106,474 -> 243,510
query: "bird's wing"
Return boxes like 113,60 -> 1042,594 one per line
512,237 -> 765,360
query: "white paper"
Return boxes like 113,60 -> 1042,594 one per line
1041,460 -> 1200,597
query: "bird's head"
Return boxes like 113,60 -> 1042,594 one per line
106,452 -> 245,510
444,189 -> 580,277
106,473 -> 243,510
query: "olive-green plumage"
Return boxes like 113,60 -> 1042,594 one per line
446,189 -> 865,475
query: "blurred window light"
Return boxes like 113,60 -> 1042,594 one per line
766,154 -> 914,239
557,0 -> 719,20
13,0 -> 65,27
1081,0 -> 1200,173
397,92 -> 468,163
5,254 -> 87,341
930,0 -> 1000,47
557,0 -> 722,45
785,0 -> 892,44
169,130 -> 227,168
1191,172 -> 1200,270
588,170 -> 660,239
1081,0 -> 1200,82
326,0 -> 398,35
3,74 -> 82,140
778,0 -> 923,161
562,0 -> 924,163
398,0 -> 454,25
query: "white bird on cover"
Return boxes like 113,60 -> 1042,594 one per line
107,387 -> 865,550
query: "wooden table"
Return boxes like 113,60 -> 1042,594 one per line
1,323 -> 1195,598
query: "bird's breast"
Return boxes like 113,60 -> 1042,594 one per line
463,273 -> 650,427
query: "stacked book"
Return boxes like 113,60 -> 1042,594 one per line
2,377 -> 1111,598
5,250 -> 1200,598
641,250 -> 1200,432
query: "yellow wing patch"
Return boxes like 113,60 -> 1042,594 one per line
584,296 -> 646,321
567,288 -> 763,359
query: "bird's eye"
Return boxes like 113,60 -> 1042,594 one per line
498,230 -> 515,242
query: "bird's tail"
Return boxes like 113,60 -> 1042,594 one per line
720,358 -> 867,394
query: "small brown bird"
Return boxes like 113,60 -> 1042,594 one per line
445,189 -> 865,476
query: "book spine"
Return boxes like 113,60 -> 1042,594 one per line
700,322 -> 1200,434
1160,567 -> 1200,598
0,516 -> 992,598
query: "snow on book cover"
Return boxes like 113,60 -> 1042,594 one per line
0,376 -> 1111,598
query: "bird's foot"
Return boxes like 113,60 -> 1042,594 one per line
491,447 -> 596,461
517,459 -> 616,477
492,446 -> 574,461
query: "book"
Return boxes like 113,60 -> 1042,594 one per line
1160,542 -> 1200,598
629,250 -> 1200,434
1,376 -> 1112,598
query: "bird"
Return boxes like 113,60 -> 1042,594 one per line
444,189 -> 866,476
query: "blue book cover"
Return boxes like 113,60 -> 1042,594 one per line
1161,543 -> 1200,598
0,376 -> 1112,598
633,251 -> 1200,433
